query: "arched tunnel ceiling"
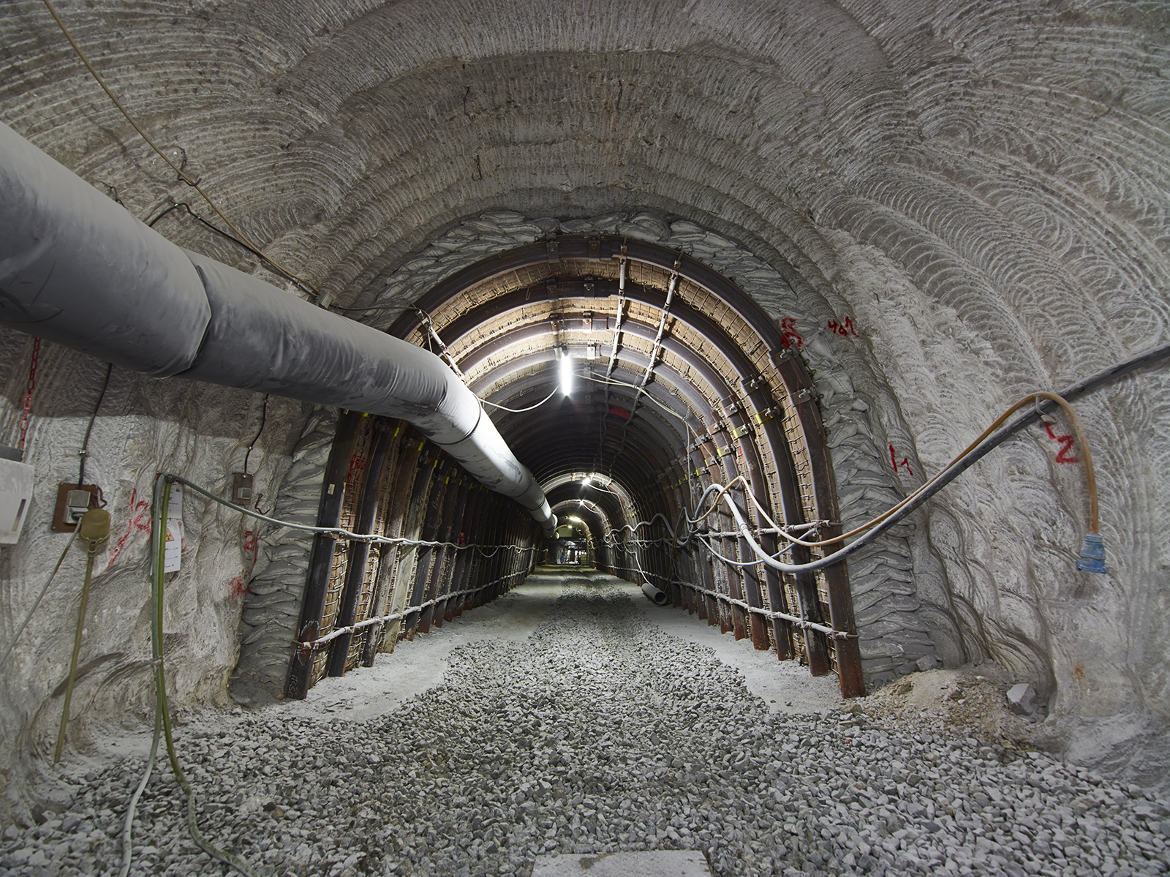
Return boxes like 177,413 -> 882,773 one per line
1,0 -> 1169,785
3,0 -> 1167,568
384,237 -> 806,521
2,0 -> 1167,396
2,0 -> 1167,529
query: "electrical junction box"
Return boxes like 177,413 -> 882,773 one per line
52,483 -> 100,532
232,473 -> 254,504
0,458 -> 34,545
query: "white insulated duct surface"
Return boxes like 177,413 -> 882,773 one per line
0,121 -> 554,532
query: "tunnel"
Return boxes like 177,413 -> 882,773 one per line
0,1 -> 1168,875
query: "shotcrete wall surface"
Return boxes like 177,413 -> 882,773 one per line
0,0 -> 1165,807
0,339 -> 313,822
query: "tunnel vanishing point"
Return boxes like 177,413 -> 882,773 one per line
0,0 -> 1168,827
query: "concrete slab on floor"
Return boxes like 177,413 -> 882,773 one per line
531,850 -> 711,876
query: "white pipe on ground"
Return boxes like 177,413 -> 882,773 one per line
641,582 -> 669,606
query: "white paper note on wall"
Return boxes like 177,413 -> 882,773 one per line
164,484 -> 183,573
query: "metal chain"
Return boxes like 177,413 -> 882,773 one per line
17,337 -> 41,451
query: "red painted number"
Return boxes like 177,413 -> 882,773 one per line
1043,424 -> 1079,464
889,444 -> 914,476
780,318 -> 803,349
828,316 -> 859,337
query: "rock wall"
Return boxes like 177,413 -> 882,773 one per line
0,0 -> 1164,808
229,408 -> 337,706
0,334 -> 308,823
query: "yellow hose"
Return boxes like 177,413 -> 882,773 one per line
53,508 -> 110,764
53,542 -> 97,764
779,391 -> 1099,548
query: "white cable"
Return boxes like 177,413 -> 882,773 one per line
166,475 -> 530,552
0,530 -> 79,672
480,387 -> 559,413
117,706 -> 161,877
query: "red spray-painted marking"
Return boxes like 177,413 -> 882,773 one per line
107,488 -> 151,568
828,316 -> 860,338
1044,423 -> 1079,464
780,318 -> 803,349
890,444 -> 914,476
345,453 -> 367,490
231,529 -> 259,599
229,575 -> 248,599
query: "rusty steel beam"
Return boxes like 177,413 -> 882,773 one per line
285,409 -> 363,700
362,428 -> 425,665
445,484 -> 487,619
380,448 -> 440,650
778,349 -> 865,697
403,459 -> 454,639
421,475 -> 471,631
326,417 -> 395,677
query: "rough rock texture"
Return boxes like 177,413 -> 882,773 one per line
0,0 -> 1166,804
229,407 -> 337,705
0,339 -> 309,824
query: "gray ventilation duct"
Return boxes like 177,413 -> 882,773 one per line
0,121 -> 555,533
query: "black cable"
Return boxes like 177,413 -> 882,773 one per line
792,342 -> 1170,573
143,201 -> 317,301
608,343 -> 1170,576
77,363 -> 113,488
243,395 -> 269,475
146,202 -> 183,228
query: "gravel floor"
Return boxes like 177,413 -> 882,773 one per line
2,569 -> 1168,877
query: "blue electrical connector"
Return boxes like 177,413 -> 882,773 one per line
1075,533 -> 1108,574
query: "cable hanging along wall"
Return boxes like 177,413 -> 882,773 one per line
612,344 -> 1170,657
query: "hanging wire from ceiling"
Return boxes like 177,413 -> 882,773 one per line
76,362 -> 113,504
146,200 -> 316,298
39,0 -> 322,302
242,395 -> 270,475
480,387 -> 560,413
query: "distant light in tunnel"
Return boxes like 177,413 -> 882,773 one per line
559,351 -> 574,395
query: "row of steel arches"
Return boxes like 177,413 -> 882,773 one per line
389,236 -> 865,697
283,411 -> 543,698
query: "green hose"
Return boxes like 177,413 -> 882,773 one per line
53,540 -> 98,764
150,477 -> 259,877
54,508 -> 110,765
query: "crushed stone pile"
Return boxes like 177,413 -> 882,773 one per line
2,572 -> 1167,877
